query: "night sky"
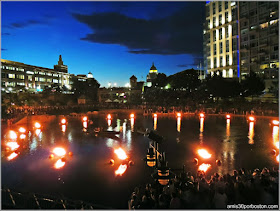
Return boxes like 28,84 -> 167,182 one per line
1,1 -> 205,87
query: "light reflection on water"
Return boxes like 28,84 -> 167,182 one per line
1,115 -> 278,208
154,117 -> 157,131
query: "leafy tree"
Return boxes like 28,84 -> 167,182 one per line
153,73 -> 167,88
241,72 -> 265,98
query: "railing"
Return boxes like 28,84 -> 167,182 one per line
1,188 -> 111,209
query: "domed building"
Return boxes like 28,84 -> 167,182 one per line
146,62 -> 158,87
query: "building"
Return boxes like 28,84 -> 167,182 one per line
1,56 -> 89,93
146,62 -> 158,87
203,1 -> 279,82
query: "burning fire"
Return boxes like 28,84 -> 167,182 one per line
272,120 -> 279,126
19,134 -> 26,139
61,119 -> 66,124
114,148 -> 128,160
6,141 -> 20,151
197,149 -> 212,159
53,147 -> 66,157
226,114 -> 231,119
107,114 -> 112,120
198,163 -> 211,172
34,122 -> 41,129
130,113 -> 135,118
177,113 -> 181,117
83,116 -> 88,121
115,164 -> 128,176
7,152 -> 18,161
9,130 -> 17,140
200,113 -> 205,118
153,113 -> 157,118
19,127 -> 26,133
54,159 -> 66,169
248,116 -> 255,122
277,154 -> 279,163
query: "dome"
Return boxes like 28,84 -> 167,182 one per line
150,62 -> 157,70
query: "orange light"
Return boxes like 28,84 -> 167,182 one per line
35,129 -> 41,136
274,141 -> 279,150
226,114 -> 231,119
83,121 -> 88,128
197,149 -> 212,159
19,134 -> 26,139
61,125 -> 66,133
115,164 -> 128,176
6,141 -> 20,151
114,148 -> 128,160
200,113 -> 205,118
277,154 -> 279,163
198,163 -> 211,172
53,147 -> 66,157
7,152 -> 18,161
34,122 -> 41,129
9,130 -> 17,140
61,118 -> 66,124
130,113 -> 135,118
18,127 -> 26,133
54,159 -> 66,169
177,113 -> 181,117
272,120 -> 279,126
153,113 -> 157,118
248,116 -> 255,122
83,116 -> 88,121
107,114 -> 112,120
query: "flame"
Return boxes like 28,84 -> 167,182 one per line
35,129 -> 41,136
7,152 -> 18,161
19,127 -> 26,133
19,134 -> 26,139
9,130 -> 17,140
226,114 -> 231,119
197,149 -> 212,159
153,113 -> 157,118
272,120 -> 279,126
277,154 -> 279,163
61,119 -> 66,124
83,116 -> 88,121
200,113 -> 205,118
34,122 -> 41,129
54,159 -> 66,169
6,141 -> 20,151
53,147 -> 66,157
115,164 -> 128,176
61,125 -> 66,133
107,114 -> 112,120
130,113 -> 135,118
273,126 -> 279,149
177,113 -> 181,117
248,116 -> 255,122
114,148 -> 128,160
198,163 -> 211,172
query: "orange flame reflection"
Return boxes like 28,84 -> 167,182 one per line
248,121 -> 254,145
61,119 -> 66,124
248,116 -> 255,122
35,129 -> 41,136
177,117 -> 181,132
107,114 -> 112,120
61,125 -> 66,133
272,120 -> 279,126
154,117 -> 157,130
83,116 -> 88,121
200,113 -> 205,118
107,119 -> 112,127
19,134 -> 26,139
115,164 -> 128,176
53,147 -> 66,157
54,159 -> 66,169
35,122 -> 41,129
83,121 -> 88,128
277,154 -> 279,163
226,114 -> 231,119
197,149 -> 212,159
7,152 -> 18,161
114,148 -> 128,160
198,163 -> 211,172
130,113 -> 135,118
177,113 -> 181,117
6,141 -> 20,151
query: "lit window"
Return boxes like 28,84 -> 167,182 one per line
8,74 -> 15,79
35,77 -> 39,81
229,69 -> 233,77
26,71 -> 34,75
17,75 -> 24,80
270,20 -> 278,25
223,69 -> 227,77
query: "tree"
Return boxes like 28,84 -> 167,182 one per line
241,72 -> 265,98
154,73 -> 167,88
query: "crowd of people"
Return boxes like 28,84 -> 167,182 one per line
128,167 -> 279,209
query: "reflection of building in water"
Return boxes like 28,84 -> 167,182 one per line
248,122 -> 255,145
154,116 -> 157,131
177,117 -> 181,132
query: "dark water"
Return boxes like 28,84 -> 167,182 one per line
1,114 -> 279,208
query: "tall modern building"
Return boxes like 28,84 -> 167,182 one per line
203,1 -> 279,82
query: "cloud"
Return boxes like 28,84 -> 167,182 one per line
4,15 -> 55,29
72,2 -> 205,55
1,32 -> 11,35
1,48 -> 8,51
177,56 -> 204,68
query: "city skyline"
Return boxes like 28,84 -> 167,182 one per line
1,1 -> 205,87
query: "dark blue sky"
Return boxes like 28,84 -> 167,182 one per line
1,1 -> 205,87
